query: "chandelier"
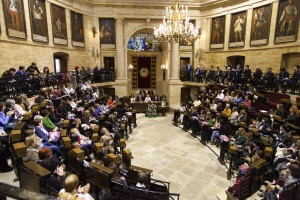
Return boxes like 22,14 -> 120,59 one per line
154,0 -> 199,43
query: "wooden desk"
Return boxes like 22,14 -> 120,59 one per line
130,102 -> 162,113
23,161 -> 51,177
158,106 -> 170,117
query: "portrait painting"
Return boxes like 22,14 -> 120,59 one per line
275,0 -> 300,43
28,0 -> 48,42
179,20 -> 195,50
71,11 -> 84,47
210,15 -> 226,49
50,4 -> 67,45
99,18 -> 115,49
229,11 -> 247,47
2,0 -> 27,38
250,4 -> 272,46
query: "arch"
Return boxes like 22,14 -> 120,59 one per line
281,52 -> 300,73
126,26 -> 163,52
125,25 -> 156,46
53,52 -> 69,73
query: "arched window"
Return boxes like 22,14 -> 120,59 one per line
127,33 -> 162,52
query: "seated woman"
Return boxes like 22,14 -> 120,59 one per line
57,100 -> 72,119
243,95 -> 251,109
144,94 -> 152,103
130,94 -> 135,103
232,127 -> 247,146
23,135 -> 40,162
108,162 -> 127,186
81,110 -> 98,126
14,96 -> 27,119
59,174 -> 92,200
41,109 -> 59,132
152,95 -> 159,102
70,126 -> 92,158
0,102 -> 14,132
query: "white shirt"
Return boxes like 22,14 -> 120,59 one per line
14,104 -> 26,118
193,100 -> 201,107
216,93 -> 225,100
144,97 -> 152,102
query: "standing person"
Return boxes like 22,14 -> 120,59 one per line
2,68 -> 16,77
26,62 -> 41,74
233,15 -> 246,42
14,66 -> 25,76
243,65 -> 252,80
194,65 -> 201,82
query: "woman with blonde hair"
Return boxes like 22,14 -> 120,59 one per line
23,135 -> 39,162
233,127 -> 247,145
59,174 -> 92,200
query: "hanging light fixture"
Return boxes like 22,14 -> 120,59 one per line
154,0 -> 199,43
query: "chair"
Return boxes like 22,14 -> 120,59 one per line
19,161 -> 51,194
279,180 -> 300,200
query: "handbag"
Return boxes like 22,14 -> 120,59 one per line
49,131 -> 60,142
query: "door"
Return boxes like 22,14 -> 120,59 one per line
180,57 -> 190,80
54,52 -> 69,73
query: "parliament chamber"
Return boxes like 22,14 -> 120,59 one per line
0,0 -> 300,200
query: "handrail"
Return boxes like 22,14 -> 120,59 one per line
0,182 -> 55,200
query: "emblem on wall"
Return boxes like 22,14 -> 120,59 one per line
139,68 -> 149,78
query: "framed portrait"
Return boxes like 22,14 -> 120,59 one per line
179,20 -> 195,50
210,15 -> 226,49
50,3 -> 67,45
99,18 -> 115,49
229,11 -> 247,48
71,11 -> 84,47
275,0 -> 300,43
250,4 -> 272,46
28,0 -> 48,42
2,0 -> 27,39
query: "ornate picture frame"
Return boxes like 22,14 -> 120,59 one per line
99,18 -> 116,49
71,11 -> 84,47
250,4 -> 272,46
274,0 -> 300,43
229,11 -> 247,48
50,3 -> 67,45
2,0 -> 27,39
210,15 -> 226,49
28,0 -> 48,42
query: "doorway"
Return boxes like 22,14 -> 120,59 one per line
227,56 -> 245,69
180,57 -> 190,80
281,53 -> 300,74
53,52 -> 69,73
103,57 -> 115,72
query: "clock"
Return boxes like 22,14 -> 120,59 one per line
139,67 -> 149,78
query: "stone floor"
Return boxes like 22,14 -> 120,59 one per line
0,112 -> 263,200
127,113 -> 235,200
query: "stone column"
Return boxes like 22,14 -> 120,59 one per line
170,40 -> 179,80
115,18 -> 125,80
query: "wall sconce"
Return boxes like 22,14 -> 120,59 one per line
198,27 -> 202,38
128,64 -> 134,71
92,26 -> 98,38
161,64 -> 167,80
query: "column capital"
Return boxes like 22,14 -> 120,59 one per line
115,17 -> 124,23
